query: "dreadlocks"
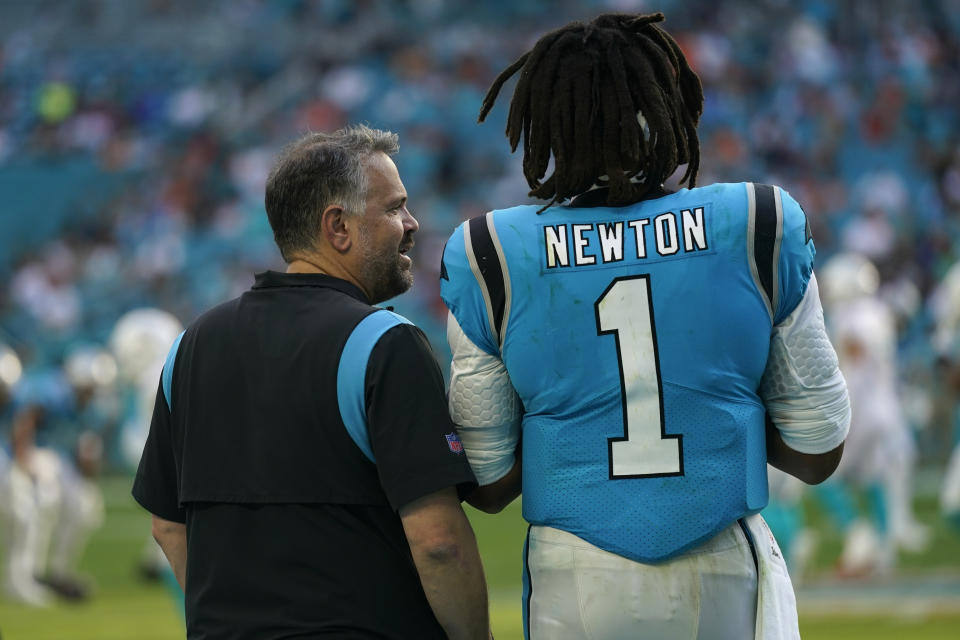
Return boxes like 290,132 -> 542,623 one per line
479,12 -> 704,209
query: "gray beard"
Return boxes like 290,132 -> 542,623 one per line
359,241 -> 413,305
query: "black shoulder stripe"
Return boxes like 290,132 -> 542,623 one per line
467,215 -> 506,340
753,183 -> 778,310
745,182 -> 784,322
439,239 -> 449,281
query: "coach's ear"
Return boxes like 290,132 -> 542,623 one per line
321,204 -> 352,253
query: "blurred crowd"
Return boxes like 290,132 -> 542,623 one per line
2,0 -> 960,603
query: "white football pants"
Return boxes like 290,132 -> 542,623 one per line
523,514 -> 799,639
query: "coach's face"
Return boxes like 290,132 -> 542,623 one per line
354,152 -> 418,304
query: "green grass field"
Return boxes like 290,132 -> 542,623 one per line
1,475 -> 958,639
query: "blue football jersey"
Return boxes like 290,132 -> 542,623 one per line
440,182 -> 815,563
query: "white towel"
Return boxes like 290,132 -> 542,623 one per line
744,513 -> 802,640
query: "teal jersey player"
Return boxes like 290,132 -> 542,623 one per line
441,182 -> 820,563
447,12 -> 850,639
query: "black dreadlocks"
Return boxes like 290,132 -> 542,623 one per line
479,12 -> 704,209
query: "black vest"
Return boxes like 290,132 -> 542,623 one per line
170,271 -> 387,506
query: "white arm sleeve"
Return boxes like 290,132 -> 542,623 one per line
447,312 -> 522,486
759,274 -> 851,454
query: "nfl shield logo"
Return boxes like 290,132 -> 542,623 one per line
445,432 -> 464,454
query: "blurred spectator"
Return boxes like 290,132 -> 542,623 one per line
0,0 -> 958,481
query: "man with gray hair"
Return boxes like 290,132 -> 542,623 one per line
133,125 -> 491,639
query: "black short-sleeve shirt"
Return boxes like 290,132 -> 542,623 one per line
132,271 -> 476,639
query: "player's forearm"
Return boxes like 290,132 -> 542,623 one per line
151,515 -> 187,590
467,454 -> 521,513
766,416 -> 844,484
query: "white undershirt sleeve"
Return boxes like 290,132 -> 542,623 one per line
759,274 -> 851,454
446,312 -> 522,486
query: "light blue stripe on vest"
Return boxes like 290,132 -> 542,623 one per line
337,309 -> 413,463
161,330 -> 186,412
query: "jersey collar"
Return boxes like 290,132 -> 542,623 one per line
252,271 -> 370,303
567,185 -> 674,209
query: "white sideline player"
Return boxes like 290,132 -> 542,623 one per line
931,261 -> 960,528
109,308 -> 185,469
0,345 -> 112,605
819,252 -> 929,574
108,308 -> 184,579
0,342 -> 48,606
42,346 -> 114,598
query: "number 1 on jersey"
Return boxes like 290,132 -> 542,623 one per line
595,275 -> 683,479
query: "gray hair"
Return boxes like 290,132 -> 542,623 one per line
264,124 -> 399,261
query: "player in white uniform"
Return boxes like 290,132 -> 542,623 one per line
818,252 -> 928,575
41,346 -> 113,599
0,345 -> 112,605
0,342 -> 46,606
442,13 -> 849,640
109,308 -> 186,470
107,307 -> 185,593
931,260 -> 960,529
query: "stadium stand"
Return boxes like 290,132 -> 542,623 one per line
0,0 -> 958,475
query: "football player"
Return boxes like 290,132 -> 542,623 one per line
0,345 -> 113,605
817,252 -> 929,575
931,260 -> 960,530
108,308 -> 185,608
440,13 -> 850,639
